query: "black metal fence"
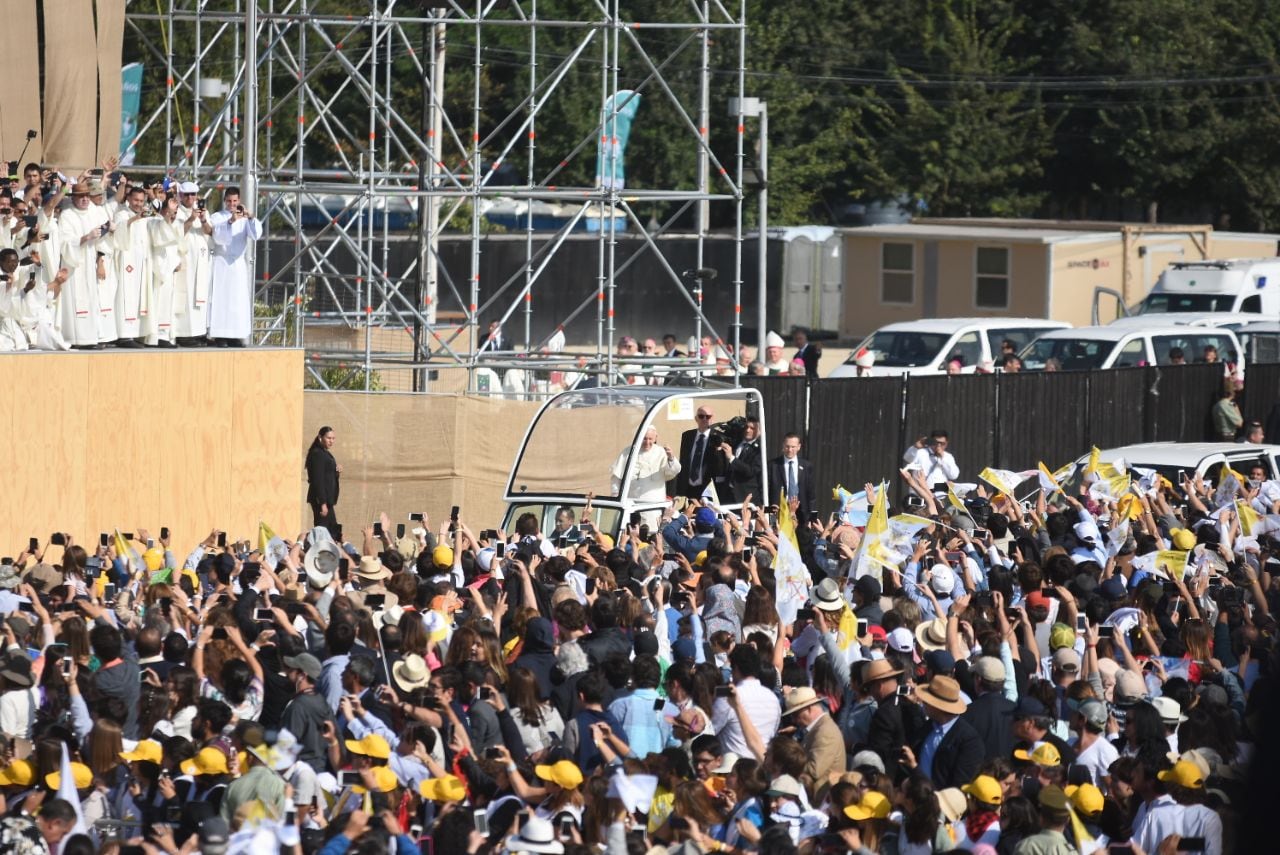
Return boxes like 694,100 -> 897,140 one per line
744,363 -> 1272,516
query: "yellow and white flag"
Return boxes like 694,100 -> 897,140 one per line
773,490 -> 812,624
258,521 -> 278,554
853,484 -> 897,583
980,467 -> 1025,497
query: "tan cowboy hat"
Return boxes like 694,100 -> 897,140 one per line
354,555 -> 391,581
915,675 -> 967,716
782,686 -> 824,717
392,653 -> 430,690
69,182 -> 93,196
860,658 -> 902,685
914,617 -> 948,652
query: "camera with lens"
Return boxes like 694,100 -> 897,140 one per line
707,415 -> 747,450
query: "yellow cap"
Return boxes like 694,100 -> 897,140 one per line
419,774 -> 467,802
433,545 -> 454,568
534,760 -> 584,790
694,550 -> 707,567
180,747 -> 230,777
1065,783 -> 1105,816
1170,529 -> 1196,551
0,759 -> 34,787
844,791 -> 891,821
961,774 -> 1003,806
143,548 -> 166,573
1157,759 -> 1204,789
119,740 -> 164,765
344,734 -> 391,760
353,765 -> 399,794
45,763 -> 93,790
1013,742 -> 1062,768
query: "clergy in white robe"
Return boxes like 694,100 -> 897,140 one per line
173,183 -> 213,340
146,197 -> 185,347
89,186 -> 119,344
610,426 -> 681,526
0,250 -> 29,351
56,183 -> 112,348
207,187 -> 262,343
113,188 -> 153,342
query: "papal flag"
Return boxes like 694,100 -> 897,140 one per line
773,490 -> 812,625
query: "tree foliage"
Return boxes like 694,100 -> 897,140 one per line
121,0 -> 1280,230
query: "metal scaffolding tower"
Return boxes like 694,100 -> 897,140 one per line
121,1 -> 749,393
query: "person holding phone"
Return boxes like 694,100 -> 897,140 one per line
306,426 -> 342,538
207,186 -> 262,345
173,180 -> 214,345
56,181 -> 114,348
902,429 -> 960,491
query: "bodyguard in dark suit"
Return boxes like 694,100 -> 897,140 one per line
960,656 -> 1017,762
673,403 -> 727,500
768,433 -> 817,520
723,417 -> 765,503
911,675 -> 984,789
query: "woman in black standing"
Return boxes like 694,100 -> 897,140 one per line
305,426 -> 341,538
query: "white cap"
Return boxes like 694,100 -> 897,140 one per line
1073,521 -> 1099,543
178,181 -> 199,194
928,564 -> 955,594
855,348 -> 875,368
887,627 -> 915,653
766,330 -> 785,349
476,547 -> 496,572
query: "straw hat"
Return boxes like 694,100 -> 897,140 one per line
392,653 -> 430,690
860,659 -> 902,685
782,686 -> 825,717
914,675 -> 967,716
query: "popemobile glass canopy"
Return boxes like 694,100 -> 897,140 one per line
502,386 -> 767,538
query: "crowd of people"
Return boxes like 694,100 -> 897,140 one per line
0,157 -> 261,351
0,424 -> 1268,855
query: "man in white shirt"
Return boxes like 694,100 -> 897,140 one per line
112,186 -> 153,346
173,182 -> 214,345
1072,700 -> 1118,791
711,644 -> 780,758
207,186 -> 261,345
1132,753 -> 1186,855
902,429 -> 960,489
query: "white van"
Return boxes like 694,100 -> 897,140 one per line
1072,442 -> 1280,486
1135,258 -> 1280,315
829,317 -> 1070,378
1020,325 -> 1245,372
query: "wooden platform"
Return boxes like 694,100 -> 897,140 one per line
0,348 -> 303,555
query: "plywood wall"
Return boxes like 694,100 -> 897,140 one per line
0,349 -> 303,557
301,392 -> 542,536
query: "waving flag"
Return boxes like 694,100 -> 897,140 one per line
1236,500 -> 1259,536
1212,464 -> 1245,509
1038,462 -> 1062,495
832,484 -> 872,527
980,467 -> 1025,497
56,742 -> 89,838
852,484 -> 899,583
773,490 -> 812,625
258,521 -> 278,554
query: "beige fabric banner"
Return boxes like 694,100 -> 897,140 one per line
95,0 -> 126,161
0,1 -> 43,168
301,393 -> 542,536
43,0 -> 100,170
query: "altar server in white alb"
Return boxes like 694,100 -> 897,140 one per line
173,181 -> 213,344
207,186 -> 261,346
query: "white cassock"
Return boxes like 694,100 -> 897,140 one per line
611,444 -> 681,526
207,210 -> 262,340
146,217 -> 184,346
0,279 -> 29,351
113,210 -> 151,339
56,204 -> 111,347
172,206 -> 212,338
19,214 -> 67,351
91,202 -> 118,343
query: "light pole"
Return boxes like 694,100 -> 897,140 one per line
730,97 -> 768,360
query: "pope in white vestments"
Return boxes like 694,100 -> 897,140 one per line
610,426 -> 682,526
207,188 -> 262,343
146,197 -> 185,347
